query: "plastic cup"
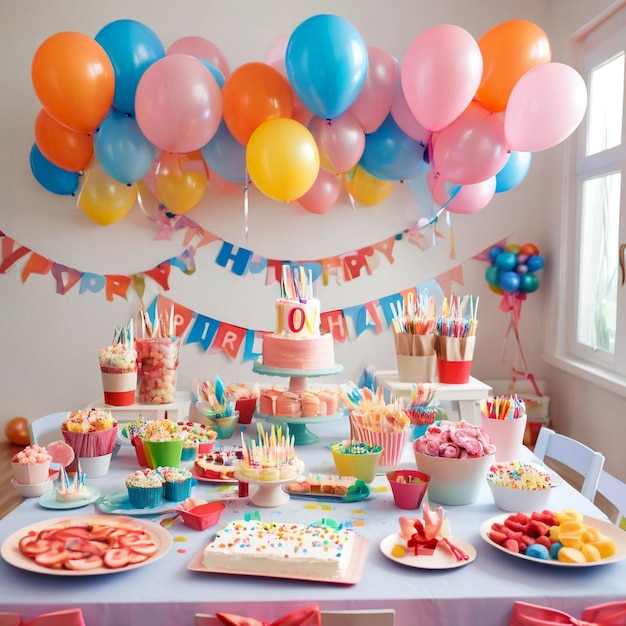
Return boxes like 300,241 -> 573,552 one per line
131,436 -> 150,468
396,354 -> 436,383
11,461 -> 50,485
480,413 -> 527,462
136,336 -> 180,404
387,469 -> 430,510
436,359 -> 472,384
142,439 -> 184,469
100,368 -> 137,406
204,412 -> 240,439
235,398 -> 257,425
331,443 -> 383,483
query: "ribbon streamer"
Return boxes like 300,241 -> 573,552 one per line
510,600 -> 626,626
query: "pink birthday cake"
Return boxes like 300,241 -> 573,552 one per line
201,520 -> 356,579
261,267 -> 335,371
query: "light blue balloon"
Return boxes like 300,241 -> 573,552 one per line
201,121 -> 248,184
95,19 -> 165,115
495,150 -> 531,193
29,144 -> 79,195
198,59 -> 225,88
286,14 -> 368,119
359,115 -> 425,181
94,111 -> 157,184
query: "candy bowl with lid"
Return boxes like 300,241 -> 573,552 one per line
486,461 -> 563,512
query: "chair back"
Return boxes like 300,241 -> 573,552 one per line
28,412 -> 69,447
533,427 -> 604,501
596,470 -> 626,529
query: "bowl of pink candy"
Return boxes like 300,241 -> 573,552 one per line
413,420 -> 496,505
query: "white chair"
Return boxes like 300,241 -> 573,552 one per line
28,412 -> 70,448
195,609 -> 395,626
596,470 -> 626,529
533,426 -> 605,501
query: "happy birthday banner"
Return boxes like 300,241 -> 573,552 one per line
0,212 -> 444,300
149,262 -> 465,361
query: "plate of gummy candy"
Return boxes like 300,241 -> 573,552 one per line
479,509 -> 626,567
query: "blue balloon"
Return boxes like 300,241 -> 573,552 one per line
499,270 -> 521,293
526,254 -> 545,272
95,19 -> 165,115
285,14 -> 368,119
94,111 -> 157,184
29,144 -> 79,195
488,246 -> 505,263
359,115 -> 425,181
197,59 -> 225,88
495,151 -> 532,193
201,121 -> 248,184
495,251 -> 518,272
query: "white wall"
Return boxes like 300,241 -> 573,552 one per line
0,1 -> 615,452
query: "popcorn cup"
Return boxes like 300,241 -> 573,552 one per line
62,426 -> 118,460
11,460 -> 50,485
351,422 -> 410,468
136,336 -> 180,404
480,413 -> 527,462
131,436 -> 150,468
142,439 -> 184,469
101,367 -> 137,406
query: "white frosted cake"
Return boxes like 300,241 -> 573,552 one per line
261,266 -> 335,370
202,520 -> 356,579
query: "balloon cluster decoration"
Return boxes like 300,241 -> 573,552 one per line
28,16 -> 588,225
485,243 -> 545,298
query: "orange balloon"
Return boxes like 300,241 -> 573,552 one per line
155,152 -> 209,214
520,243 -> 540,256
222,62 -> 293,145
476,20 -> 551,112
35,109 -> 94,172
32,31 -> 115,133
5,417 -> 30,446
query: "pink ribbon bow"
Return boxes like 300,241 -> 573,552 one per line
214,605 -> 321,626
510,601 -> 626,626
0,609 -> 85,626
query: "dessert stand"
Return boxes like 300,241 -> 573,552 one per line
252,359 -> 345,445
233,470 -> 295,507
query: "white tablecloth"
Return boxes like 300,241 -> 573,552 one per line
0,416 -> 624,626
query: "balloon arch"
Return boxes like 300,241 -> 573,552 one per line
29,15 -> 587,225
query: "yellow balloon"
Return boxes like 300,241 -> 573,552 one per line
155,152 -> 208,215
346,166 -> 394,206
246,118 -> 319,202
79,165 -> 137,225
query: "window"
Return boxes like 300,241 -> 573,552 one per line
569,4 -> 626,378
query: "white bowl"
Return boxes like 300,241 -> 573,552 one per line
487,465 -> 563,512
11,478 -> 54,498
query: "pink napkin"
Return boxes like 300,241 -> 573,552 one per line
510,601 -> 626,626
0,609 -> 85,626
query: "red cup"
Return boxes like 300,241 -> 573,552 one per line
235,398 -> 257,425
437,359 -> 472,384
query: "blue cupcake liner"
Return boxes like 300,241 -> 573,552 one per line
127,485 -> 164,509
164,478 -> 193,502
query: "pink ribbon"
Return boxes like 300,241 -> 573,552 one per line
214,605 -> 320,626
0,609 -> 84,626
510,601 -> 626,626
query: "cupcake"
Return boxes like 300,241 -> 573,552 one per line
11,444 -> 52,485
125,469 -> 165,508
159,466 -> 193,501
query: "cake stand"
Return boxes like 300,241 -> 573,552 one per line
233,471 -> 296,507
252,359 -> 345,445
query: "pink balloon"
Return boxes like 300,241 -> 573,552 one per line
208,168 -> 244,195
265,35 -> 314,127
390,82 -> 432,143
428,170 -> 496,214
135,54 -> 223,154
298,169 -> 341,214
167,36 -> 230,79
309,113 -> 365,174
433,102 -> 509,184
348,47 -> 398,133
401,24 -> 483,132
505,62 -> 588,152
